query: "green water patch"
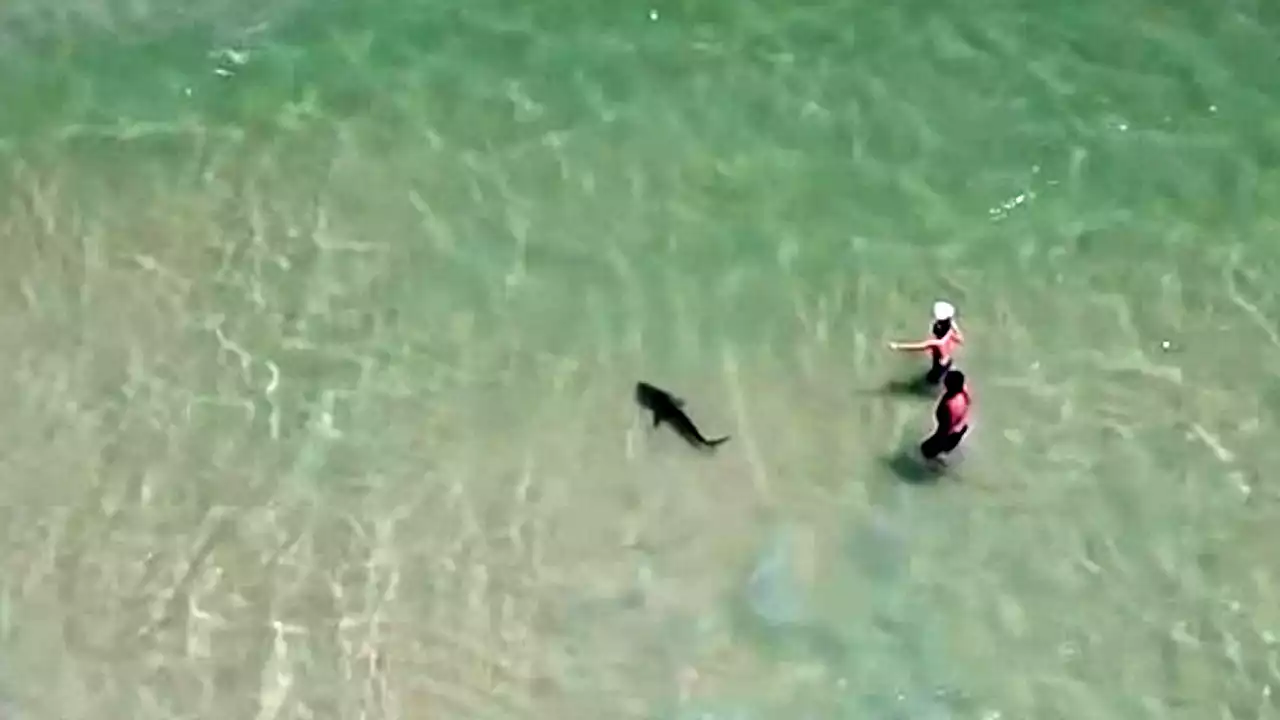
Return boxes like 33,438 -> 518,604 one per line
0,3 -> 513,140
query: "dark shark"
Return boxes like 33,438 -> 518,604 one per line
634,381 -> 730,451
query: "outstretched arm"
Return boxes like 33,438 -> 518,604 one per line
888,338 -> 937,352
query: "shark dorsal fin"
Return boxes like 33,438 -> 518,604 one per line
675,397 -> 686,407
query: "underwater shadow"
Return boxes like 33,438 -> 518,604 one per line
873,372 -> 939,399
726,591 -> 850,666
881,447 -> 946,485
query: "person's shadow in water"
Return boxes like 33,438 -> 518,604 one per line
867,370 -> 951,483
876,371 -> 938,399
882,446 -> 947,485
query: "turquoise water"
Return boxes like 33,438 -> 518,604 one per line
2,1 -> 1279,718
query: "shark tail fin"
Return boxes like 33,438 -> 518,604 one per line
705,436 -> 731,449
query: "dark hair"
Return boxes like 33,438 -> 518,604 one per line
931,319 -> 952,339
944,369 -> 966,393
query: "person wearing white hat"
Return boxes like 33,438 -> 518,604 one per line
887,299 -> 966,386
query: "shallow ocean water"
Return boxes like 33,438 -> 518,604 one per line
1,1 -> 1279,718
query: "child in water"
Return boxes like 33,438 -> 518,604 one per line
887,300 -> 965,385
921,368 -> 971,465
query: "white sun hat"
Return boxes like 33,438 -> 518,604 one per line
932,300 -> 956,321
